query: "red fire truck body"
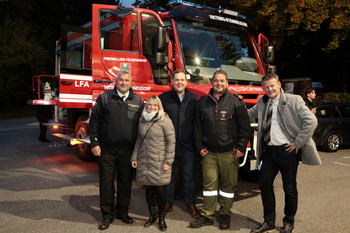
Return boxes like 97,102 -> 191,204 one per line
29,1 -> 274,170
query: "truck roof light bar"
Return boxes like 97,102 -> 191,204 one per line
218,8 -> 237,16
219,8 -> 246,19
168,0 -> 246,19
168,0 -> 216,11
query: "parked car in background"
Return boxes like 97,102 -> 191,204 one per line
313,103 -> 350,152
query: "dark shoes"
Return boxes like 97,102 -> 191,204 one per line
98,218 -> 112,231
190,216 -> 214,228
219,214 -> 230,230
166,204 -> 199,219
158,213 -> 167,231
99,213 -> 133,230
38,137 -> 50,142
250,221 -> 275,233
280,222 -> 294,233
116,213 -> 134,224
164,205 -> 173,213
187,205 -> 199,218
144,211 -> 158,227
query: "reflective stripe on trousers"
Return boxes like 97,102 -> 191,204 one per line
201,151 -> 239,219
203,190 -> 235,198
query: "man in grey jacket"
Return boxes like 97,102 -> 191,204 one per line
248,74 -> 321,233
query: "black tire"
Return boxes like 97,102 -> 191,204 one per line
322,131 -> 342,152
74,116 -> 93,161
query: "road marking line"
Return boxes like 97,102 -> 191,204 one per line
342,156 -> 350,159
334,162 -> 350,167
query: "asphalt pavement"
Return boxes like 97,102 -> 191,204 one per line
0,117 -> 350,233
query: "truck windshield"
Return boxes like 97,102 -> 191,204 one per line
175,20 -> 263,84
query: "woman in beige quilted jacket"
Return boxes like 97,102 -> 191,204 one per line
131,95 -> 175,231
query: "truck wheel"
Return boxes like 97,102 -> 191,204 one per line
74,116 -> 93,161
322,131 -> 341,152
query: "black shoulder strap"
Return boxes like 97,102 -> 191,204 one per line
138,120 -> 158,150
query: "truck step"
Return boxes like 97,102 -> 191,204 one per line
42,122 -> 67,127
52,133 -> 90,145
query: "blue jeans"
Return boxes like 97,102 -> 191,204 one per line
259,145 -> 301,226
166,146 -> 196,207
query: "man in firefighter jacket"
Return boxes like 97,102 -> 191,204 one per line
190,70 -> 251,230
89,70 -> 144,230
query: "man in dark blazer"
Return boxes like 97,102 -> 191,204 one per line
248,74 -> 321,233
159,69 -> 199,218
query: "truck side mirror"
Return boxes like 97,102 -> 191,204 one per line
257,33 -> 271,65
268,65 -> 277,74
156,52 -> 169,66
158,26 -> 168,52
156,26 -> 169,66
268,46 -> 275,64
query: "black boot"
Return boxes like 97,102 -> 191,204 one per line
158,212 -> 167,231
144,206 -> 158,227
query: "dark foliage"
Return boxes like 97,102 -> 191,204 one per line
0,0 -> 119,106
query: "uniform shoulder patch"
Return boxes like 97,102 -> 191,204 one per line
234,94 -> 244,100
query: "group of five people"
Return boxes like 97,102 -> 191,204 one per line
89,69 -> 321,232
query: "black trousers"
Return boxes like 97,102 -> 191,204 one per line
145,185 -> 166,214
39,119 -> 49,139
98,145 -> 133,220
259,145 -> 301,226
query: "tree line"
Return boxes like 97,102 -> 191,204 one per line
0,0 -> 349,106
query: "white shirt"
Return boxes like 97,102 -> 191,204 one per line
179,92 -> 185,103
117,90 -> 129,101
267,95 -> 290,146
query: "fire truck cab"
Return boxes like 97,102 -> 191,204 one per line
29,0 -> 274,170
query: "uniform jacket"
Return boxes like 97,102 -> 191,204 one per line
36,105 -> 53,121
131,113 -> 175,186
248,89 -> 322,166
89,86 -> 144,147
194,89 -> 251,153
159,89 -> 198,151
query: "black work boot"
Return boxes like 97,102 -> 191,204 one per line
144,206 -> 158,227
158,212 -> 167,231
219,214 -> 231,230
190,216 -> 214,228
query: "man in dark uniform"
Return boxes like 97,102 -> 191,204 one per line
89,70 -> 144,230
190,70 -> 251,230
36,105 -> 53,142
159,69 -> 199,218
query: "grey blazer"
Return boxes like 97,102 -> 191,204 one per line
248,89 -> 322,167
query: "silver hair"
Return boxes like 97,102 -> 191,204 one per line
116,70 -> 131,80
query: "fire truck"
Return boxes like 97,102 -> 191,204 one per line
28,0 -> 275,170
